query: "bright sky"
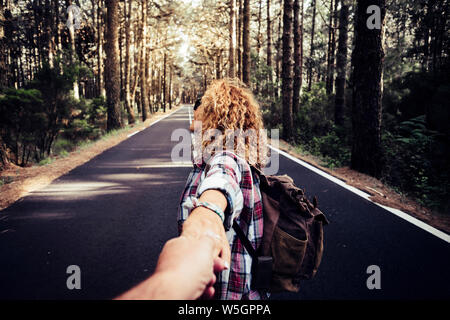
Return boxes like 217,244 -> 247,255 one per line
179,0 -> 202,7
176,0 -> 200,62
178,31 -> 191,61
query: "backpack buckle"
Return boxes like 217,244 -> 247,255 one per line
251,256 -> 273,290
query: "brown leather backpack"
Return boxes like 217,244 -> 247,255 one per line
233,166 -> 329,293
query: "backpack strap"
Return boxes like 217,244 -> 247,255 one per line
219,151 -> 259,259
232,220 -> 257,259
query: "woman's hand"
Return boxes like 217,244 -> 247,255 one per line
181,190 -> 231,267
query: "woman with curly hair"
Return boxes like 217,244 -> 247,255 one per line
178,78 -> 270,300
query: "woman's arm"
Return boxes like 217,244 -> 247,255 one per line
181,152 -> 246,267
181,190 -> 231,264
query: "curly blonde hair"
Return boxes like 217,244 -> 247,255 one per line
194,78 -> 268,168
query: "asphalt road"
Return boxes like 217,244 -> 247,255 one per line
0,105 -> 449,300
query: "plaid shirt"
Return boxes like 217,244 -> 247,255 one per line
178,150 -> 269,300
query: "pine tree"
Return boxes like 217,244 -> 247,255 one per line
242,0 -> 251,85
105,0 -> 123,130
351,0 -> 386,177
282,0 -> 294,141
334,0 -> 348,126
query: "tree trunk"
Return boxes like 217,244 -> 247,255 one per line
326,0 -> 338,94
242,0 -> 250,85
229,0 -> 237,78
292,0 -> 303,118
334,0 -> 348,126
45,0 -> 55,67
0,1 -> 7,88
119,7 -> 124,102
66,0 -> 79,99
307,0 -> 316,91
33,0 -> 42,71
130,7 -> 141,118
237,0 -> 243,80
105,0 -> 122,130
139,0 -> 149,121
275,13 -> 281,97
150,53 -> 156,112
18,52 -> 25,87
266,0 -> 272,86
330,0 -> 338,90
215,52 -> 221,79
325,0 -> 334,94
54,0 -> 62,57
257,0 -> 262,58
145,25 -> 151,113
163,52 -> 167,113
169,67 -> 172,110
351,0 -> 385,178
124,0 -> 135,124
97,0 -> 105,97
282,0 -> 294,141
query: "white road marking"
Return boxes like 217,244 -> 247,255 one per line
138,163 -> 193,168
127,131 -> 139,137
147,105 -> 186,127
269,146 -> 372,200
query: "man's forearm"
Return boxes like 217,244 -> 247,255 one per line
115,271 -> 187,300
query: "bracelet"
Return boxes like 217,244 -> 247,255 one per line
191,198 -> 225,222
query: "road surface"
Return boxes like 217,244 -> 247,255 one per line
0,105 -> 449,299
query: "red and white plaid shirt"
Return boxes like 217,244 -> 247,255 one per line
178,150 -> 269,300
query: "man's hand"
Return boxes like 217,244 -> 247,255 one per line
154,234 -> 228,299
116,235 -> 227,300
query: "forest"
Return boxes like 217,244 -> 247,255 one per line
0,0 -> 449,216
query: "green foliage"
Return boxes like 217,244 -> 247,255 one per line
250,52 -> 279,101
307,127 -> 351,169
0,88 -> 45,166
64,117 -> 96,142
383,65 -> 450,134
27,63 -> 75,160
59,150 -> 70,158
60,97 -> 106,144
382,115 -> 450,213
381,61 -> 450,213
260,95 -> 282,131
87,96 -> 107,129
259,80 -> 351,169
295,82 -> 334,144
0,176 -> 14,186
0,61 -> 104,166
38,157 -> 53,166
52,138 -> 76,156
257,60 -> 449,213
